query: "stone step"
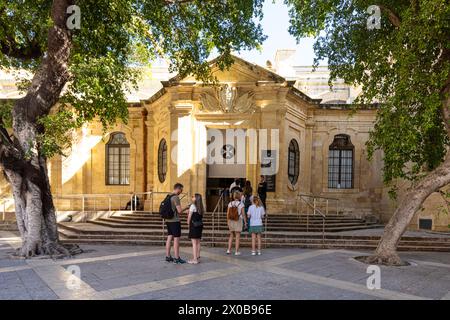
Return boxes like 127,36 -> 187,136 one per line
96,217 -> 377,228
108,215 -> 364,223
57,224 -> 450,246
88,220 -> 381,232
119,213 -> 361,221
58,232 -> 450,252
58,231 -> 450,247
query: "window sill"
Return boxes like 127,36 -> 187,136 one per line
323,188 -> 360,194
287,182 -> 298,191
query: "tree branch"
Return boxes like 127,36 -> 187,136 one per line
13,0 -> 74,124
0,7 -> 43,60
378,4 -> 401,28
164,0 -> 195,5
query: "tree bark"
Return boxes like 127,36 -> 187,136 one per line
363,82 -> 450,266
0,0 -> 78,258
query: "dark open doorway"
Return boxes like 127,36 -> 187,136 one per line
206,177 -> 244,211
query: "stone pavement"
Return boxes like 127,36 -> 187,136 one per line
0,231 -> 449,300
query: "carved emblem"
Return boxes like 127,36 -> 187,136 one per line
200,84 -> 255,113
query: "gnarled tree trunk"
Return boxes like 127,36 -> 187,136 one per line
0,0 -> 78,257
364,80 -> 450,266
3,154 -> 64,257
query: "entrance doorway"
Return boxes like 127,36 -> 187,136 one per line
205,177 -> 242,212
205,129 -> 247,211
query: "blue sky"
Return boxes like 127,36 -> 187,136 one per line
237,1 -> 319,67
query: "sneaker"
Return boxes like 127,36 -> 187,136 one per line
251,251 -> 256,256
234,252 -> 241,256
257,251 -> 262,256
226,250 -> 231,255
165,256 -> 174,262
173,257 -> 186,264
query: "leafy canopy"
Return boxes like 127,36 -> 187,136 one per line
0,0 -> 266,156
285,0 -> 450,190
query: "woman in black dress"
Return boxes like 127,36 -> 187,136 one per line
257,175 -> 267,210
188,193 -> 204,264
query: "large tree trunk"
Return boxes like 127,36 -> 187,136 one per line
0,0 -> 77,258
364,84 -> 450,266
3,155 -> 68,257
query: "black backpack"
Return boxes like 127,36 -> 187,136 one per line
159,194 -> 175,219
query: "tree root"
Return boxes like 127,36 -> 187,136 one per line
13,242 -> 83,260
354,254 -> 410,267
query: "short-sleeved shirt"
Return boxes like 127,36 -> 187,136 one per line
166,194 -> 181,223
247,205 -> 265,226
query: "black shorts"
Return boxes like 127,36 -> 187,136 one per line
166,221 -> 182,238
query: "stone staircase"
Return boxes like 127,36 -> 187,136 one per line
58,211 -> 450,252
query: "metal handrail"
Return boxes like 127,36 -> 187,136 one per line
0,197 -> 14,221
298,192 -> 340,215
264,208 -> 268,249
298,194 -> 326,248
210,189 -> 225,247
298,193 -> 339,201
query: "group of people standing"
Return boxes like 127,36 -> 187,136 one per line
227,176 -> 267,256
163,176 -> 268,265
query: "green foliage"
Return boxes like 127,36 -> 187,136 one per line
0,100 -> 13,127
286,0 -> 450,188
0,0 -> 266,157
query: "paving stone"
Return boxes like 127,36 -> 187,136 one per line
0,243 -> 448,300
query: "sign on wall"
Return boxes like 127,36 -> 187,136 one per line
261,150 -> 277,192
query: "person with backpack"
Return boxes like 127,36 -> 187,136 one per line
160,183 -> 189,264
226,191 -> 246,255
187,193 -> 205,264
247,195 -> 266,256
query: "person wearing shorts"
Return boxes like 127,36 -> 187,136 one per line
165,183 -> 189,264
247,195 -> 266,256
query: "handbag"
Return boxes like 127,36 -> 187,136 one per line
192,212 -> 203,227
193,220 -> 203,227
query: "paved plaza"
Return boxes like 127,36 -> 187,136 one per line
0,230 -> 449,300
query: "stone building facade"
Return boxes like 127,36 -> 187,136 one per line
1,56 -> 448,231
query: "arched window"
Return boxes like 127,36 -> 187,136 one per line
106,132 -> 130,185
158,139 -> 168,183
288,139 -> 300,185
328,134 -> 354,189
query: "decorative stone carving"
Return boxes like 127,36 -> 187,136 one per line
200,84 -> 255,113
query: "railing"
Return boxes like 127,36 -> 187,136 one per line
2,191 -> 189,221
210,189 -> 226,246
298,193 -> 340,216
0,197 -> 14,221
52,192 -> 153,214
264,206 -> 268,249
3,191 -> 333,248
297,193 -> 328,247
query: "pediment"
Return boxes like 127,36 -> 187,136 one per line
164,55 -> 286,85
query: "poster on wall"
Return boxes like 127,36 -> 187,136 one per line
261,150 -> 277,192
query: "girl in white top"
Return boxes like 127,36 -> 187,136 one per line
227,191 -> 246,256
247,195 -> 266,255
